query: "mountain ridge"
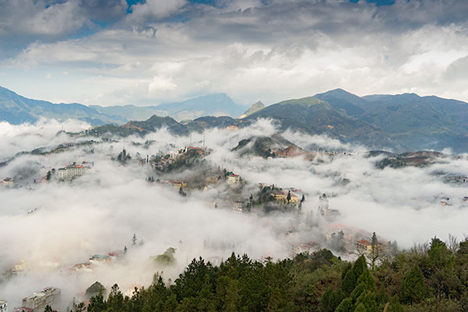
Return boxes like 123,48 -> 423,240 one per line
2,86 -> 468,152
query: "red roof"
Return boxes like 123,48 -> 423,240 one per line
356,239 -> 371,246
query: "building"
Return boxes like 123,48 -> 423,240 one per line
185,146 -> 204,155
356,239 -> 373,254
15,287 -> 61,312
89,255 -> 110,265
68,262 -> 93,273
272,190 -> 298,203
173,181 -> 187,189
56,162 -> 93,180
0,300 -> 7,312
292,242 -> 320,255
227,174 -> 241,184
2,177 -> 14,187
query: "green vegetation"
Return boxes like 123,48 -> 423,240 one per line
153,248 -> 177,267
84,237 -> 468,312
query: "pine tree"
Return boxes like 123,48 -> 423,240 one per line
370,232 -> 379,270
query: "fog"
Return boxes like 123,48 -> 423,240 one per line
1,119 -> 468,307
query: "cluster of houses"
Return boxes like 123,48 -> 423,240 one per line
445,175 -> 468,184
150,146 -> 207,171
69,250 -> 124,274
13,287 -> 61,312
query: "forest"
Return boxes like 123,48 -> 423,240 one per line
75,236 -> 468,312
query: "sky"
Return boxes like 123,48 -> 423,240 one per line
1,0 -> 468,106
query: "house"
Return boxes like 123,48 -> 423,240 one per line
2,177 -> 14,187
169,149 -> 182,159
206,175 -> 221,184
57,164 -> 84,180
292,242 -> 320,255
227,174 -> 241,184
12,261 -> 27,275
0,300 -> 7,312
15,287 -> 61,312
89,255 -> 110,265
272,190 -> 298,204
68,262 -> 93,273
356,239 -> 373,254
185,146 -> 204,155
173,181 -> 187,189
440,197 -> 451,206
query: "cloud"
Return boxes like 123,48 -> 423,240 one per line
126,0 -> 188,22
3,0 -> 468,105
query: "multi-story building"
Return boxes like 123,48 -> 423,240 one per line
14,287 -> 60,312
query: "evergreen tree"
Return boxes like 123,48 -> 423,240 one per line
402,266 -> 425,304
370,232 -> 379,270
387,295 -> 404,312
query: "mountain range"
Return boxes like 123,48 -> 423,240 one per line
0,86 -> 245,126
1,86 -> 468,153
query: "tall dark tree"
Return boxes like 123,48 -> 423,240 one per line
370,232 -> 379,270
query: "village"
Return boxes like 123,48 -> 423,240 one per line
1,138 -> 468,311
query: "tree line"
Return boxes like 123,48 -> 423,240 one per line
78,236 -> 468,312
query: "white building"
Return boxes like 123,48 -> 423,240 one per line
0,300 -> 7,312
1,178 -> 14,187
57,162 -> 93,180
15,287 -> 61,312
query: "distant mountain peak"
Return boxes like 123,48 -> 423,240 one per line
240,101 -> 265,119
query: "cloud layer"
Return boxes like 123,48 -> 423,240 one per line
1,119 -> 468,307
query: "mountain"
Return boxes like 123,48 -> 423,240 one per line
314,89 -> 468,152
0,86 -> 245,125
315,88 -> 367,117
239,101 -> 265,118
0,86 -> 125,126
155,93 -> 245,121
89,104 -> 164,122
91,94 -> 245,121
232,134 -> 312,159
187,116 -> 237,130
242,96 -> 400,150
89,115 -> 189,137
3,85 -> 468,152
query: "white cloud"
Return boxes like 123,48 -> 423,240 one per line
3,1 -> 468,105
